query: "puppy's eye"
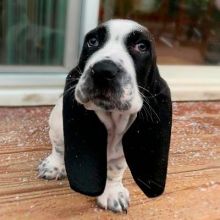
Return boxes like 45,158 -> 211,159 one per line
87,37 -> 99,47
134,42 -> 148,52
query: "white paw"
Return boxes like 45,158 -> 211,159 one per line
38,154 -> 66,180
97,181 -> 130,213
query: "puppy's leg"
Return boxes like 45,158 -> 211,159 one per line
38,98 -> 66,180
97,153 -> 129,212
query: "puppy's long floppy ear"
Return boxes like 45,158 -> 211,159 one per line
123,74 -> 172,197
63,67 -> 107,196
123,66 -> 172,197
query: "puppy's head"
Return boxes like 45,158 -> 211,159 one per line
75,19 -> 156,113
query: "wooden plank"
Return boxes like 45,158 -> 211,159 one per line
0,102 -> 219,220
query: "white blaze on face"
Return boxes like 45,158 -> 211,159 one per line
77,19 -> 144,113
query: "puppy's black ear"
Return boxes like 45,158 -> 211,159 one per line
123,67 -> 172,197
63,67 -> 107,196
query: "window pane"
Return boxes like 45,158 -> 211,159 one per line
99,0 -> 220,65
0,0 -> 67,65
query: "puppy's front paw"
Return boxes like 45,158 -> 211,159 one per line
38,154 -> 66,180
97,181 -> 130,213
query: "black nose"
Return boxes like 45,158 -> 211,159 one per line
91,60 -> 119,82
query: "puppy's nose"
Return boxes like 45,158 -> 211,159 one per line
91,60 -> 119,82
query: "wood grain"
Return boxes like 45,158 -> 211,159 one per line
0,102 -> 220,220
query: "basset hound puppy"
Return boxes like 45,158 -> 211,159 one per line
38,19 -> 172,213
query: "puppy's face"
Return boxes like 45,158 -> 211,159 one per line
75,19 -> 155,113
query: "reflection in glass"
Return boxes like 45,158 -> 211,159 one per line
0,0 -> 67,65
99,0 -> 220,65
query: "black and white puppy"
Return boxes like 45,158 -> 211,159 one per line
38,19 -> 172,213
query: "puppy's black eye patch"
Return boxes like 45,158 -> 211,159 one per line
79,26 -> 108,70
84,26 -> 107,50
125,30 -> 151,54
126,31 -> 149,45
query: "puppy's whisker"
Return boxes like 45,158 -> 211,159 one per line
140,106 -> 147,121
138,86 -> 155,98
138,85 -> 168,99
61,85 -> 77,98
143,102 -> 153,122
65,77 -> 80,87
144,99 -> 160,122
138,110 -> 145,120
76,66 -> 83,75
62,76 -> 80,98
139,91 -> 152,121
143,99 -> 160,122
139,91 -> 160,122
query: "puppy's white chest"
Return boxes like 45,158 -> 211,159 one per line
95,111 -> 136,161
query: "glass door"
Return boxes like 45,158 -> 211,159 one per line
0,0 -> 83,71
0,0 -> 67,65
0,0 -> 83,106
1,0 -> 68,65
99,0 -> 220,65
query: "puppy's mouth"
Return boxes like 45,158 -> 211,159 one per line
75,88 -> 131,111
93,95 -> 131,111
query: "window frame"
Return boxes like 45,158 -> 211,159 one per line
0,0 -> 219,106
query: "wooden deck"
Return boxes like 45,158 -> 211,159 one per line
0,102 -> 219,220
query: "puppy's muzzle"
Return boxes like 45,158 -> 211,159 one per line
75,59 -> 137,112
90,60 -> 121,85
